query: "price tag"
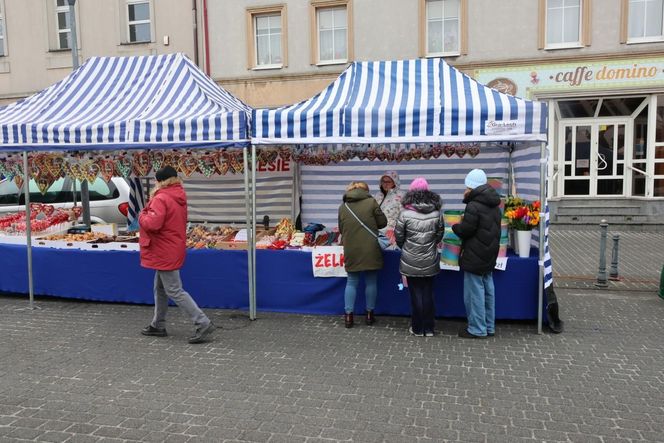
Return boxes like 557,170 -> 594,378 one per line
494,257 -> 508,271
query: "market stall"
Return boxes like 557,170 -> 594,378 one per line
0,53 -> 255,311
251,58 -> 552,329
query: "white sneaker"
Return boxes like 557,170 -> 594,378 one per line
409,327 -> 424,337
424,331 -> 435,337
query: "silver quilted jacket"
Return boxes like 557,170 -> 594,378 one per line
394,192 -> 444,277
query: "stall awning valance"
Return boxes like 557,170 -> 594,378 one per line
252,58 -> 547,144
0,53 -> 251,150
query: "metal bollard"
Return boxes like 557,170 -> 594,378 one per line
609,234 -> 620,281
595,220 -> 609,288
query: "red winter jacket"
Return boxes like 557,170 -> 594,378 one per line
139,183 -> 188,271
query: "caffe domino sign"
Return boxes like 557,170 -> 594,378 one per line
473,56 -> 664,99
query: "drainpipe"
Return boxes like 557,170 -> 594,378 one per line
192,0 -> 199,66
203,0 -> 211,75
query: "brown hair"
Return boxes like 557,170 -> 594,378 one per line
346,181 -> 369,192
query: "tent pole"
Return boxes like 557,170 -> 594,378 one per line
243,147 -> 254,320
538,141 -> 546,335
251,144 -> 257,320
23,151 -> 36,310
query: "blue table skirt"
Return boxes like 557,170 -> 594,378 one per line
0,244 -> 539,319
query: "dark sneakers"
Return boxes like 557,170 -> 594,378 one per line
141,325 -> 167,337
188,322 -> 216,344
458,327 -> 487,339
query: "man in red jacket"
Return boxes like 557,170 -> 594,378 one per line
139,166 -> 215,344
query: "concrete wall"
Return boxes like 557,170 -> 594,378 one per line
212,0 -> 664,107
0,0 -> 198,104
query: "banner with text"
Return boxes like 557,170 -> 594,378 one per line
312,246 -> 347,277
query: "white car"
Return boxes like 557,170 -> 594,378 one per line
0,177 -> 131,225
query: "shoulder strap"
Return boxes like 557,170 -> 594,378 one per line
344,203 -> 378,239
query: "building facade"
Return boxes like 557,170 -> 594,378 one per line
211,0 -> 664,223
0,0 -> 203,106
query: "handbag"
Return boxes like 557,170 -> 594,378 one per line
344,203 -> 390,250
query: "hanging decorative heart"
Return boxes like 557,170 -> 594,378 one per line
467,145 -> 481,158
46,155 -> 65,178
178,155 -> 199,177
98,158 -> 116,182
410,147 -> 423,160
162,152 -> 179,170
264,149 -> 279,165
421,148 -> 433,160
151,151 -> 165,171
115,156 -> 133,178
198,154 -> 217,178
132,151 -> 152,177
366,148 -> 378,161
443,145 -> 456,158
66,162 -> 84,181
213,151 -> 229,175
278,146 -> 291,162
14,175 -> 24,190
455,145 -> 468,158
226,150 -> 244,174
430,145 -> 443,158
82,161 -> 100,183
36,175 -> 54,195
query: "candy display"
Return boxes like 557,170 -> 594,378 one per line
0,205 -> 72,234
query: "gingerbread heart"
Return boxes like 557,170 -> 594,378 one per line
151,151 -> 164,171
178,155 -> 198,177
36,176 -> 54,195
82,161 -> 99,183
42,204 -> 55,216
115,157 -> 133,178
278,147 -> 291,162
455,146 -> 468,158
71,206 -> 83,219
132,151 -> 152,177
443,145 -> 456,158
430,145 -> 443,158
98,159 -> 116,183
14,175 -> 24,190
198,154 -> 217,177
46,155 -> 65,178
213,152 -> 229,175
468,145 -> 481,158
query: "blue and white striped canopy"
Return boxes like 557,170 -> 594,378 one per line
0,53 -> 250,150
253,58 -> 547,144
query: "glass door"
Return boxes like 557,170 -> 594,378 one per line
560,123 -> 592,196
558,120 -> 630,197
594,121 -> 628,196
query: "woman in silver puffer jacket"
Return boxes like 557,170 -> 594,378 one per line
395,177 -> 444,337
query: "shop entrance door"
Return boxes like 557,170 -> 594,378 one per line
559,120 -> 630,197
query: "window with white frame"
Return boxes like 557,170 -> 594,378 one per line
255,14 -> 282,67
55,0 -> 71,50
0,1 -> 6,56
317,6 -> 347,63
426,0 -> 460,55
126,0 -> 151,43
546,0 -> 582,47
628,0 -> 664,41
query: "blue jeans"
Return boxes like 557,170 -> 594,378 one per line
344,270 -> 378,314
463,271 -> 495,336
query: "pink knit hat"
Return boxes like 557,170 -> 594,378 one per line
409,177 -> 429,192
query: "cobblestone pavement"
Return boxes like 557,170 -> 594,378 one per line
1,288 -> 664,443
549,229 -> 664,291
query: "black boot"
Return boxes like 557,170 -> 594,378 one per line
365,310 -> 375,325
344,313 -> 354,328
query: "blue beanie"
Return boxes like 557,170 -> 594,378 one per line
464,169 -> 487,189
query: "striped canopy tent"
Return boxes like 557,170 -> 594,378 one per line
0,53 -> 250,150
251,58 -> 554,333
252,58 -> 546,144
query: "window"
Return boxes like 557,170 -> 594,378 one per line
0,1 -> 6,56
309,0 -> 353,65
246,5 -> 287,70
624,0 -> 664,43
55,0 -> 71,50
539,0 -> 591,49
126,0 -> 151,43
426,0 -> 458,55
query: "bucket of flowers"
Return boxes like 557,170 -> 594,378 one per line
504,197 -> 540,257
